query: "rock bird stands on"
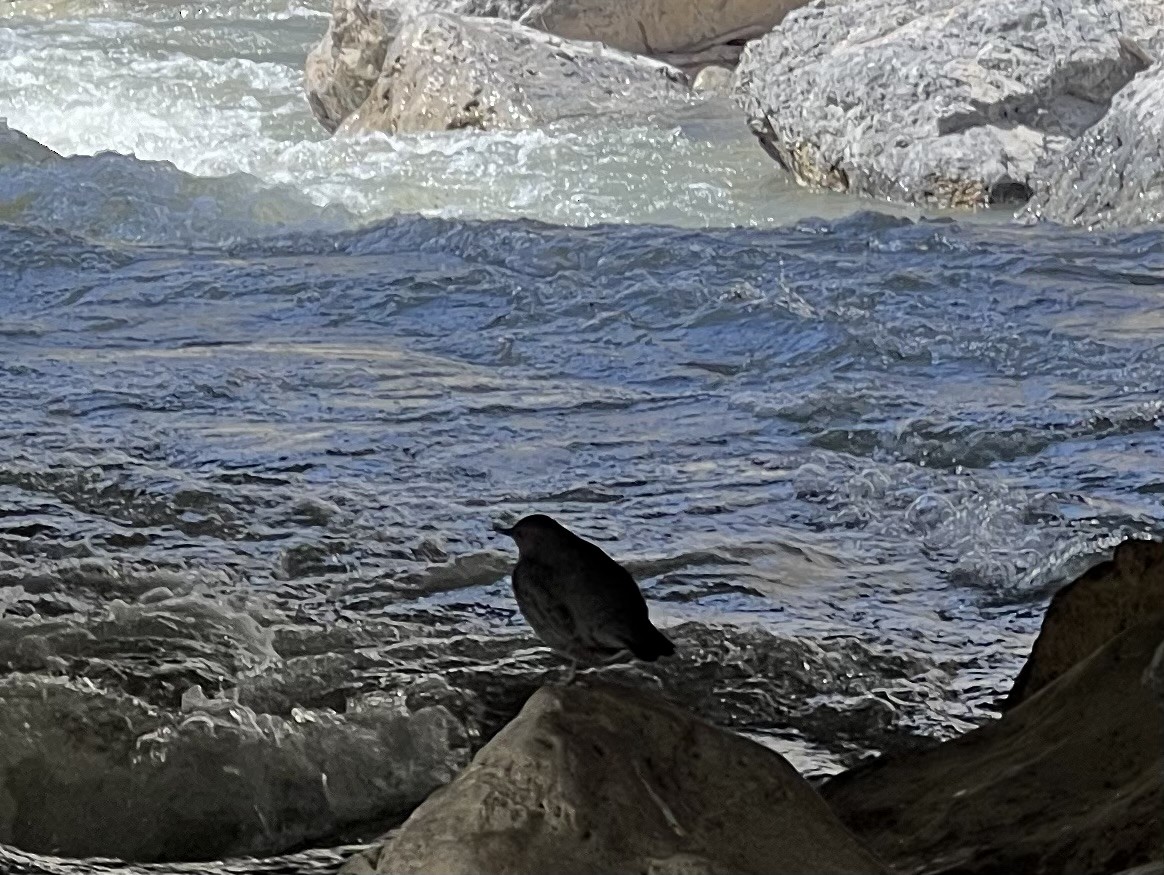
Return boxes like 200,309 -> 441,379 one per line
496,514 -> 674,682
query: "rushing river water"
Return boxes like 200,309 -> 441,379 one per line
0,0 -> 1163,872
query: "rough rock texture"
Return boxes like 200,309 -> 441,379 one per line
734,0 -> 1164,209
1006,537 -> 1164,707
338,13 -> 689,135
519,0 -> 810,70
342,682 -> 886,875
306,0 -> 404,133
305,0 -> 541,132
693,64 -> 733,94
1023,59 -> 1164,228
823,614 -> 1164,875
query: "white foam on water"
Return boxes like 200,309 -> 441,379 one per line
0,592 -> 472,860
0,0 -> 936,235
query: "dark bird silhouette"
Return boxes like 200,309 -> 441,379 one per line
496,514 -> 674,682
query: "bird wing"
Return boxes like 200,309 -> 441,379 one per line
557,541 -> 652,654
577,540 -> 651,614
512,559 -> 579,653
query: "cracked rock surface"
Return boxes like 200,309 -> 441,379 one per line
305,0 -> 542,133
1023,58 -> 1164,228
733,0 -> 1164,209
337,12 -> 690,135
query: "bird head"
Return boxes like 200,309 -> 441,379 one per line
494,513 -> 564,555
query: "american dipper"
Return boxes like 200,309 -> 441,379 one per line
496,514 -> 674,681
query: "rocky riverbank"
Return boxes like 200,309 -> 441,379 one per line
343,538 -> 1163,874
305,0 -> 1164,228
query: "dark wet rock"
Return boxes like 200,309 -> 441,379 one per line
1023,60 -> 1164,229
337,13 -> 689,135
823,612 -> 1164,875
518,0 -> 809,71
733,0 -> 1164,209
1005,537 -> 1164,707
314,620 -> 959,765
278,541 -> 354,578
341,682 -> 886,875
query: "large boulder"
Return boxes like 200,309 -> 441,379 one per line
518,0 -> 810,70
342,682 -> 886,874
733,0 -> 1164,209
1005,537 -> 1164,707
305,0 -> 542,133
1023,58 -> 1164,229
337,13 -> 689,136
823,607 -> 1164,875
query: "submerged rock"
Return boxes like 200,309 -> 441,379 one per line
733,0 -> 1164,209
1005,537 -> 1164,707
518,0 -> 809,70
1023,59 -> 1164,229
338,13 -> 689,135
341,682 -> 885,874
823,577 -> 1164,874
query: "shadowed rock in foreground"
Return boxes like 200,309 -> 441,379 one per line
341,682 -> 886,874
823,541 -> 1164,875
1005,537 -> 1164,707
343,537 -> 1163,875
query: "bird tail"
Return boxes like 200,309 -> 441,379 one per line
629,624 -> 675,661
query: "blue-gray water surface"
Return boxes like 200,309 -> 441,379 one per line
1,1 -> 1163,872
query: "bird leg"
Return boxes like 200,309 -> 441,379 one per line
598,649 -> 632,667
560,659 -> 578,685
584,650 -> 632,677
569,650 -> 632,685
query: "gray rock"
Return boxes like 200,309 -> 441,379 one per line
338,12 -> 689,135
1023,59 -> 1164,228
305,0 -> 411,133
305,0 -> 541,133
342,682 -> 886,874
734,0 -> 1164,209
693,64 -> 734,95
519,0 -> 810,70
